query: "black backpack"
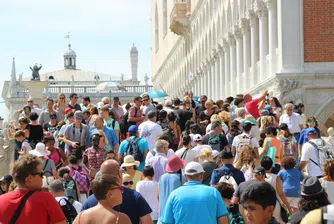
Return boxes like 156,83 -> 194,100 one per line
157,120 -> 175,143
58,197 -> 78,224
125,137 -> 143,163
121,107 -> 138,135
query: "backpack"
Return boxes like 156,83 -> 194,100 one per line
42,159 -> 55,187
308,139 -> 334,167
236,135 -> 253,156
70,166 -> 90,193
58,197 -> 78,224
207,133 -> 221,151
218,169 -> 238,191
63,179 -> 78,201
125,137 -> 143,163
279,136 -> 295,157
157,120 -> 175,143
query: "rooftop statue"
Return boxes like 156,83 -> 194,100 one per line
30,63 -> 42,81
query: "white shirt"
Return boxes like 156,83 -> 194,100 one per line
279,113 -> 303,134
145,148 -> 175,162
301,139 -> 323,177
138,121 -> 163,150
136,180 -> 159,221
55,196 -> 82,214
192,144 -> 212,163
19,141 -> 32,158
206,124 -> 229,135
232,133 -> 259,162
175,147 -> 197,165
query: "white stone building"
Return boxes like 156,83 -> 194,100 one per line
151,0 -> 334,135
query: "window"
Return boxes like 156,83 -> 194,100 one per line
163,0 -> 167,36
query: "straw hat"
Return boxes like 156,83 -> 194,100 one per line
121,155 -> 140,168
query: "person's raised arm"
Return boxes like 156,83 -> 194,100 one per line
258,90 -> 268,103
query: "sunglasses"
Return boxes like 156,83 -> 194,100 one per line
138,101 -> 143,103
143,99 -> 149,102
30,171 -> 44,178
27,101 -> 33,103
111,186 -> 124,193
59,97 -> 65,100
123,181 -> 133,186
309,121 -> 316,124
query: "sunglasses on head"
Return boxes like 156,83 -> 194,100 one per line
30,171 -> 44,178
123,181 -> 133,186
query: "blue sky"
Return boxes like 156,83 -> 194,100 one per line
0,0 -> 152,116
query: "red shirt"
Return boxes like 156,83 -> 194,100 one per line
245,98 -> 260,118
0,190 -> 65,224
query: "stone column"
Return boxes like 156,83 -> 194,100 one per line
265,0 -> 278,76
255,0 -> 268,82
233,25 -> 243,94
247,9 -> 259,87
227,32 -> 236,97
240,18 -> 251,92
218,45 -> 225,98
200,69 -> 205,96
222,39 -> 230,97
214,49 -> 221,100
210,55 -> 216,100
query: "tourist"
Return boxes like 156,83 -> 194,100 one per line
183,96 -> 196,122
289,176 -> 330,224
28,112 -> 44,148
136,166 -> 159,224
299,128 -> 324,177
43,112 -> 58,135
167,111 -> 181,150
279,103 -> 304,142
244,90 -> 268,119
81,96 -> 92,111
39,98 -> 60,125
141,94 -> 156,120
58,167 -> 80,201
240,181 -> 279,224
128,96 -> 145,127
226,120 -> 242,147
146,140 -> 169,182
234,145 -> 258,181
118,125 -> 149,171
218,111 -> 231,134
0,154 -> 66,224
232,98 -> 244,113
44,135 -> 67,169
298,116 -> 321,155
105,149 -> 115,160
54,93 -> 69,121
158,155 -> 186,221
111,96 -> 124,121
57,112 -> 75,152
16,117 -> 30,139
234,107 -> 246,121
232,121 -> 259,162
269,97 -> 283,117
122,173 -> 134,189
261,127 -> 282,174
139,111 -> 163,151
26,97 -> 42,115
81,110 -> 91,125
277,123 -> 297,158
100,105 -> 120,138
101,97 -> 110,106
121,155 -> 143,189
95,130 -> 111,151
244,114 -> 261,141
83,134 -> 106,180
192,134 -> 212,162
200,148 -> 218,185
195,95 -> 207,118
160,161 -> 229,224
210,147 -> 245,186
81,160 -> 153,224
261,156 -> 293,222
174,100 -> 192,132
320,159 -> 334,203
294,103 -> 307,124
300,204 -> 334,223
175,135 -> 198,164
49,179 -> 82,214
64,111 -> 89,156
202,120 -> 229,152
88,106 -> 99,127
163,99 -> 174,114
87,116 -> 119,153
0,175 -> 13,195
15,130 -> 32,158
68,92 -> 81,111
74,174 -> 131,224
205,114 -> 222,134
278,156 -> 304,213
198,99 -> 214,133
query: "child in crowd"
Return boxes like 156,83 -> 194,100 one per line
15,130 -> 32,158
122,174 -> 134,189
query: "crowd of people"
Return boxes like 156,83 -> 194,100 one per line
0,90 -> 333,224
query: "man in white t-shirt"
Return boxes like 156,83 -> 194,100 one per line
279,103 -> 304,141
49,179 -> 82,214
138,111 -> 163,151
192,134 -> 212,163
299,128 -> 324,177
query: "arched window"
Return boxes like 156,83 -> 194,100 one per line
163,0 -> 167,36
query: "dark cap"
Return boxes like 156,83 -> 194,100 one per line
147,110 -> 157,119
113,96 -> 120,102
220,148 -> 233,159
279,123 -> 289,131
0,174 -> 13,183
128,125 -> 138,134
306,128 -> 317,135
301,176 -> 324,197
252,166 -> 266,176
49,112 -> 57,118
242,121 -> 253,131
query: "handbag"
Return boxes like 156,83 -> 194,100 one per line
277,199 -> 289,223
266,138 -> 277,167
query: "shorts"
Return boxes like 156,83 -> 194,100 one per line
287,197 -> 300,208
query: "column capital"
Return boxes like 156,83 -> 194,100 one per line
233,25 -> 243,40
239,18 -> 250,34
225,32 -> 236,47
217,43 -> 224,53
246,9 -> 257,21
264,0 -> 277,10
222,39 -> 229,51
254,0 -> 268,18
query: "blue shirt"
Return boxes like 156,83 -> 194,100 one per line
298,127 -> 321,146
161,181 -> 228,224
158,173 -> 185,220
278,168 -> 304,197
210,164 -> 245,185
81,187 -> 152,224
87,126 -> 118,149
119,136 -> 149,171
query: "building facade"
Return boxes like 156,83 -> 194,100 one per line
151,0 -> 334,135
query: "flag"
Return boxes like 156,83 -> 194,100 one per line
64,34 -> 70,38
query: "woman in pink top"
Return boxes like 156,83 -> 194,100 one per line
262,127 -> 283,174
44,135 -> 67,168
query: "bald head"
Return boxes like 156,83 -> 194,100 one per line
100,160 -> 120,177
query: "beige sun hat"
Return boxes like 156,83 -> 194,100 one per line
121,155 -> 140,168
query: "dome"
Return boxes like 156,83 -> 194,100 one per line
64,44 -> 77,57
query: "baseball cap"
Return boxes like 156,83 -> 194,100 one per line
74,111 -> 83,121
212,150 -> 220,159
306,128 -> 317,135
128,125 -> 138,134
264,105 -> 273,111
113,97 -> 120,102
252,166 -> 266,176
220,148 -> 234,159
0,175 -> 13,183
279,123 -> 289,131
97,102 -> 104,109
193,134 -> 203,142
184,162 -> 205,176
242,121 -> 253,130
260,109 -> 270,116
64,108 -> 75,114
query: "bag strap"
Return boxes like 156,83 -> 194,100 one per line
9,191 -> 35,224
307,141 -> 321,167
267,138 -> 271,150
43,159 -> 49,171
180,148 -> 188,160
